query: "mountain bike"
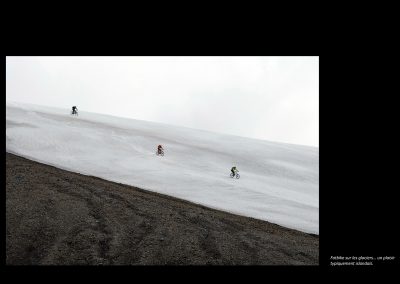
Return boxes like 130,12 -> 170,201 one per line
230,171 -> 240,179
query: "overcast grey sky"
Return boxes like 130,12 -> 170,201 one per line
6,56 -> 319,147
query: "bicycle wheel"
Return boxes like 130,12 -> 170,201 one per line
236,173 -> 240,179
230,172 -> 234,178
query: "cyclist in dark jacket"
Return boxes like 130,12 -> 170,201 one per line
231,166 -> 238,177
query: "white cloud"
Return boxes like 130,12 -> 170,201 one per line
6,56 -> 319,146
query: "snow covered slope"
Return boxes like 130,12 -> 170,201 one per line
6,102 -> 319,234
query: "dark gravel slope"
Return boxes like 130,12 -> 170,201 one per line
6,152 -> 318,265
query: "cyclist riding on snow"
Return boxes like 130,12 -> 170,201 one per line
231,166 -> 238,177
157,144 -> 163,155
72,106 -> 78,115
